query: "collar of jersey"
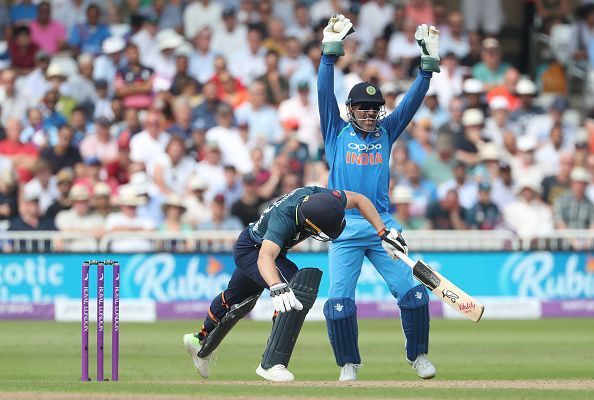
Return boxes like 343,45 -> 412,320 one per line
345,123 -> 386,144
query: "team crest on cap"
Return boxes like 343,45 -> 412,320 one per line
366,86 -> 376,95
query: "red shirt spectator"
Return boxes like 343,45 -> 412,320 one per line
9,26 -> 40,73
0,119 -> 39,182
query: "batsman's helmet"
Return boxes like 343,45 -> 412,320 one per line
298,192 -> 346,241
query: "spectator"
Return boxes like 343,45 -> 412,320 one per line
0,168 -> 19,229
414,87 -> 449,129
465,182 -> 501,230
236,80 -> 283,145
153,136 -> 195,196
368,37 -> 395,83
68,4 -> 110,56
438,161 -> 478,209
93,80 -> 114,120
129,111 -> 170,171
167,98 -> 194,141
278,80 -> 321,155
197,193 -> 243,231
405,0 -> 435,26
79,117 -> 118,164
440,11 -> 469,59
387,20 -> 420,68
486,67 -> 520,111
212,7 -> 248,61
62,53 -> 97,105
422,134 -> 456,185
0,68 -> 29,127
359,0 -> 393,39
169,53 -> 199,97
286,3 -> 313,43
192,81 -> 224,132
0,118 -> 39,182
491,161 -> 515,210
24,159 -> 59,215
40,125 -> 82,173
509,79 -> 545,135
183,174 -> 211,226
511,135 -> 544,185
403,160 -> 437,219
527,97 -> 574,147
45,168 -> 74,219
262,17 -> 287,55
206,103 -> 252,173
52,0 -> 86,32
114,43 -> 154,110
229,25 -> 266,85
461,78 -> 486,113
55,184 -> 104,243
230,173 -> 263,227
391,185 -> 428,230
426,189 -> 468,230
279,37 -> 309,78
38,89 -> 67,131
152,0 -> 183,32
475,142 -> 502,182
437,96 -> 464,147
29,1 -> 67,55
9,25 -> 39,73
7,185 -> 56,252
105,185 -> 155,252
541,152 -> 573,206
188,27 -> 217,85
183,0 -> 223,40
195,142 -> 225,196
431,52 -> 464,109
257,50 -> 289,106
456,108 -> 485,166
93,36 -> 126,92
503,177 -> 554,240
10,0 -> 37,24
92,182 -> 113,219
18,50 -> 51,105
462,0 -> 504,35
484,96 -> 518,149
472,38 -> 510,88
131,15 -> 159,70
407,118 -> 434,166
69,106 -> 91,146
554,167 -> 594,229
535,125 -> 570,178
158,194 -> 192,251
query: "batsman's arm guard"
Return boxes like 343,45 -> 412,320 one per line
261,268 -> 322,369
198,293 -> 260,358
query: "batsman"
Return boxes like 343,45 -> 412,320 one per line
319,15 -> 440,380
183,186 -> 405,382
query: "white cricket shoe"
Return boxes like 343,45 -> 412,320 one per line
339,363 -> 361,381
183,333 -> 215,379
256,364 -> 295,382
408,353 -> 436,379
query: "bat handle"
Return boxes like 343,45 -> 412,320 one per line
394,250 -> 416,269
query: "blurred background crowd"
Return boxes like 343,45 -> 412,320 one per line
0,0 -> 594,249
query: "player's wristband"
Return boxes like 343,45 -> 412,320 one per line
378,227 -> 388,239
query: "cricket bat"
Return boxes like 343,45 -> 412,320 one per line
396,251 -> 485,322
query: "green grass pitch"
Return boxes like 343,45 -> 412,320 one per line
0,319 -> 593,399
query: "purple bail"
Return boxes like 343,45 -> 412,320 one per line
97,261 -> 105,381
81,261 -> 90,382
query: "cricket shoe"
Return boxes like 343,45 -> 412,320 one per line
183,333 -> 215,379
256,364 -> 295,382
408,353 -> 436,379
339,363 -> 361,381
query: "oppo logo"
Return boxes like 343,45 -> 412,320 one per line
347,143 -> 382,152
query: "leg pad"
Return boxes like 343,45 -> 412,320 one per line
399,284 -> 430,362
323,297 -> 361,366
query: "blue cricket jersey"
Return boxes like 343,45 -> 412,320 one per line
318,54 -> 431,216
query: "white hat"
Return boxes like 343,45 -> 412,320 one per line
515,176 -> 541,195
463,79 -> 484,94
129,172 -> 150,195
516,79 -> 537,95
478,142 -> 501,162
156,29 -> 185,51
517,135 -> 537,152
102,36 -> 126,54
489,96 -> 509,111
462,108 -> 484,127
69,184 -> 90,201
380,82 -> 398,95
46,62 -> 66,78
116,185 -> 147,206
188,175 -> 208,190
570,167 -> 591,183
161,194 -> 187,211
93,182 -> 111,197
391,185 -> 413,203
23,183 -> 41,201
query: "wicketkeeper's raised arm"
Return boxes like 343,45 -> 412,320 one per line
382,24 -> 440,142
318,15 -> 353,140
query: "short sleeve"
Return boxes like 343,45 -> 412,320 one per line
262,212 -> 294,248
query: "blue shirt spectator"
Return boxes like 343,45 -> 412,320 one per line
10,0 -> 37,24
69,4 -> 110,55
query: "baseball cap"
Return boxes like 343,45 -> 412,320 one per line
222,7 -> 236,17
482,38 -> 500,49
298,192 -> 346,240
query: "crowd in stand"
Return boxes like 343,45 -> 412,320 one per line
0,0 -> 594,250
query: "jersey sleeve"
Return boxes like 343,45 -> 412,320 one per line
262,212 -> 295,249
317,54 -> 346,153
382,69 -> 431,144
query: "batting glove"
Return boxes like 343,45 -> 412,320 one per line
322,14 -> 355,56
415,24 -> 441,73
270,282 -> 303,313
379,228 -> 408,259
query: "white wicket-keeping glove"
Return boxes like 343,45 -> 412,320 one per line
415,24 -> 441,73
379,228 -> 408,259
270,282 -> 303,313
322,14 -> 355,56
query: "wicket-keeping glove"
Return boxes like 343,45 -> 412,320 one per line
270,282 -> 303,313
415,24 -> 441,73
379,228 -> 408,259
322,14 -> 355,56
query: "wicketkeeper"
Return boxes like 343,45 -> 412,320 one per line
318,15 -> 440,380
183,186 -> 403,382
